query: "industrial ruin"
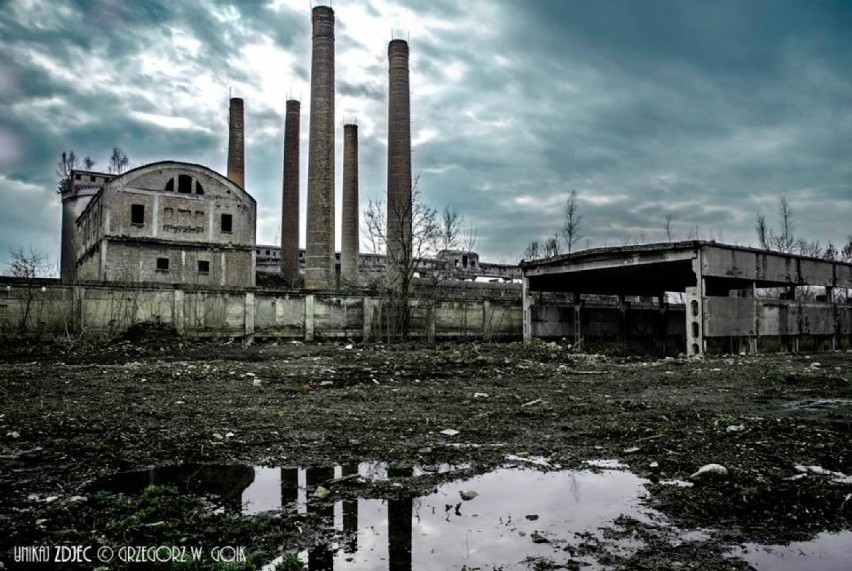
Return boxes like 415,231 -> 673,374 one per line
4,4 -> 851,355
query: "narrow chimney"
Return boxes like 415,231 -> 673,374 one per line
386,39 -> 411,285
227,97 -> 245,188
304,5 -> 336,290
281,99 -> 300,283
341,123 -> 359,285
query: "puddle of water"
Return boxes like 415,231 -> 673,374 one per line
91,461 -> 851,570
734,531 -> 852,571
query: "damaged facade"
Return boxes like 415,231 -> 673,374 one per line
71,162 -> 256,287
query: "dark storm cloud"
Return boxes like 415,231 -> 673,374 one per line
0,0 -> 849,271
401,0 -> 852,257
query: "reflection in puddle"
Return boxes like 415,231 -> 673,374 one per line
734,531 -> 852,571
93,461 -> 851,570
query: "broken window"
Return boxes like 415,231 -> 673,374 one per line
163,207 -> 174,222
178,174 -> 192,193
462,254 -> 469,268
131,204 -> 145,225
198,260 -> 210,274
221,213 -> 232,233
89,175 -> 96,182
178,209 -> 191,223
156,257 -> 169,271
165,179 -> 174,192
74,173 -> 81,180
195,181 -> 204,195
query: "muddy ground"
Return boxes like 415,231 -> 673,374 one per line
0,330 -> 850,570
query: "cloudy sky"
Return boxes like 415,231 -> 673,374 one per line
1,0 -> 850,272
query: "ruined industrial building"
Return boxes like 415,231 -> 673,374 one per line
2,4 -> 850,357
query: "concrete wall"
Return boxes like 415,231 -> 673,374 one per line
0,280 -> 522,341
700,296 -> 850,338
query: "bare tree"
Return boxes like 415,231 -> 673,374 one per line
56,151 -> 78,194
823,242 -> 838,261
461,220 -> 479,255
841,236 -> 852,263
755,213 -> 769,250
363,182 -> 442,340
543,233 -> 561,258
83,156 -> 96,170
562,190 -> 582,253
7,248 -> 52,334
440,205 -> 463,252
524,240 -> 542,260
664,213 -> 674,242
108,147 -> 129,175
770,196 -> 795,253
796,238 -> 822,258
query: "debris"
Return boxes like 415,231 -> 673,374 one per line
690,463 -> 728,479
252,378 -> 262,387
623,446 -> 641,454
473,392 -> 489,399
319,380 -> 333,386
344,344 -> 354,350
649,461 -> 659,471
530,532 -> 550,544
6,432 -> 20,439
313,486 -> 330,499
440,429 -> 460,437
212,433 -> 224,440
418,447 -> 432,454
521,399 -> 543,408
459,490 -> 478,501
525,514 -> 539,521
63,495 -> 87,504
225,431 -> 235,438
783,474 -> 807,481
725,424 -> 745,433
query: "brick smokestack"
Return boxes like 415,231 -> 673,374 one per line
386,39 -> 411,284
227,97 -> 245,188
305,5 -> 336,290
280,99 -> 300,283
341,123 -> 359,285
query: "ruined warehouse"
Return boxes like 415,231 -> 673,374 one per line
71,162 -> 256,287
522,241 -> 852,355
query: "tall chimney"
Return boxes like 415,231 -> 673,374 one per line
280,99 -> 300,283
227,97 -> 245,188
341,123 -> 359,285
304,5 -> 336,290
386,39 -> 411,285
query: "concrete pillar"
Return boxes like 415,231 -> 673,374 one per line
281,100 -> 301,283
244,292 -> 255,344
305,6 -> 336,291
227,97 -> 245,188
657,294 -> 667,354
341,123 -> 360,285
362,296 -> 374,341
174,289 -> 184,335
305,294 -> 315,341
386,39 -> 412,286
686,250 -> 705,356
750,282 -> 759,354
522,276 -> 532,343
573,292 -> 583,348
